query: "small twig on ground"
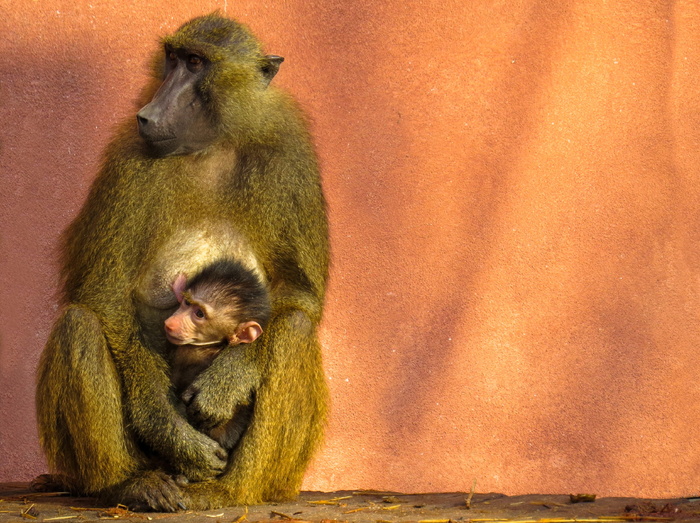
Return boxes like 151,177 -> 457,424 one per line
20,503 -> 39,519
231,506 -> 248,523
465,479 -> 477,509
343,507 -> 370,514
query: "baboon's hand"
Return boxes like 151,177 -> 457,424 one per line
172,429 -> 228,481
183,357 -> 260,431
183,378 -> 255,432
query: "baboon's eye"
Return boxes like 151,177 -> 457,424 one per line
168,51 -> 177,61
187,54 -> 205,73
194,308 -> 205,319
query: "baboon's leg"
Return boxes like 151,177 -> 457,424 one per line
36,304 -> 139,494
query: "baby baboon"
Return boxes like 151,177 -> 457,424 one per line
166,260 -> 270,450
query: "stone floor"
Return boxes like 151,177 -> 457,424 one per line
2,483 -> 699,522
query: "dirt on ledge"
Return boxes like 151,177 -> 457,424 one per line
2,483 -> 699,522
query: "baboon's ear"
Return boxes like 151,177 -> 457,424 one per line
233,321 -> 263,344
261,55 -> 284,86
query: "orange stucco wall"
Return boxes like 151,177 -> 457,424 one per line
2,0 -> 700,498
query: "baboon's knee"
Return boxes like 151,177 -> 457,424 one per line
51,304 -> 108,365
286,310 -> 313,334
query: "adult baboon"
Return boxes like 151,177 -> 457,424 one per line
35,13 -> 329,512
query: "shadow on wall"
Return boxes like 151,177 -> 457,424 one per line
0,49 -> 99,481
303,1 -> 579,486
0,15 -> 157,481
298,0 -> 700,496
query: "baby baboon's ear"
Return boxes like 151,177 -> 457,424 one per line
233,321 -> 263,344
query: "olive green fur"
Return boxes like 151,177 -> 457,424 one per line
36,13 -> 329,510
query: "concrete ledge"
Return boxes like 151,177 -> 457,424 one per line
1,483 -> 697,522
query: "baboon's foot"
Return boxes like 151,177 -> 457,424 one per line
100,470 -> 188,512
30,474 -> 71,493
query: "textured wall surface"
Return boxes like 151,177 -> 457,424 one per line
2,0 -> 700,498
